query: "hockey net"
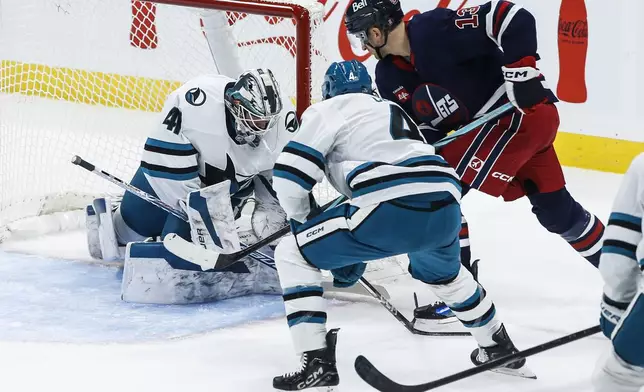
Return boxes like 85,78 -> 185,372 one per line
0,0 -> 407,279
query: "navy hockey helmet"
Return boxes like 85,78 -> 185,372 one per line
344,0 -> 404,52
321,60 -> 373,100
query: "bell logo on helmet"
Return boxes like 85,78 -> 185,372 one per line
185,87 -> 206,106
352,0 -> 368,13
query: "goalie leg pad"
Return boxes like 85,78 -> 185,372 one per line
186,180 -> 240,253
593,347 -> 644,392
85,204 -> 102,259
122,241 -> 279,305
92,198 -> 121,261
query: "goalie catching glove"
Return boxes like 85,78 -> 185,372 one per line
249,173 -> 288,247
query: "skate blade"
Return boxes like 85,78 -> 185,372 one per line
315,386 -> 339,392
490,364 -> 537,380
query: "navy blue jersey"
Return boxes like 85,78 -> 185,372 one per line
376,1 -> 557,133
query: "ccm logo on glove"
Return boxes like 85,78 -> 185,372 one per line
502,56 -> 549,115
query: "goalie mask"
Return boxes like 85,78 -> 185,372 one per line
225,69 -> 283,146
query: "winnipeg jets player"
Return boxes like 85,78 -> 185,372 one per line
345,0 -> 605,330
593,153 -> 644,392
87,69 -> 296,304
270,60 -> 533,391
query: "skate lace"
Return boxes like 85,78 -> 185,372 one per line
282,353 -> 308,379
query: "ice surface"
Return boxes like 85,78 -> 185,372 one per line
0,251 -> 284,343
0,168 -> 634,391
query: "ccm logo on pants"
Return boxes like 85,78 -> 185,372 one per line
306,227 -> 324,238
492,172 -> 514,183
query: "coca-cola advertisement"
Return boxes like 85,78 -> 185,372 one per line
557,0 -> 589,103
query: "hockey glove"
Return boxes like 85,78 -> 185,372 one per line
502,56 -> 549,115
600,294 -> 630,339
331,262 -> 366,288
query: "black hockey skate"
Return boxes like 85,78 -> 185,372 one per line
414,301 -> 457,323
273,329 -> 340,391
412,300 -> 469,334
470,324 -> 536,379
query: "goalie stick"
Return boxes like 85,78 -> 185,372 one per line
354,324 -> 601,391
163,195 -> 348,271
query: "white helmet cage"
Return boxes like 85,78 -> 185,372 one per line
225,69 -> 284,140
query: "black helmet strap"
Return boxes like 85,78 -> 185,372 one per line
365,24 -> 391,60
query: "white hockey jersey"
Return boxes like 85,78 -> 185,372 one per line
140,74 -> 297,214
600,153 -> 644,304
273,93 -> 462,223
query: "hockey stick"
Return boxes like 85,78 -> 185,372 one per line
162,194 -> 347,271
359,278 -> 470,337
71,155 -> 346,271
354,324 -> 601,391
72,155 -> 189,221
71,155 -> 282,269
433,102 -> 514,148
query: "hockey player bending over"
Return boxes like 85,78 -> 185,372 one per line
87,69 -> 294,304
270,60 -> 534,391
593,153 -> 644,392
345,1 -> 605,266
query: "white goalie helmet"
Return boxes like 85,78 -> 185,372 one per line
225,68 -> 284,146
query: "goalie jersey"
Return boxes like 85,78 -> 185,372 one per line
116,74 -> 295,242
272,93 -> 462,224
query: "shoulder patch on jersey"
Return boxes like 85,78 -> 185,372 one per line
393,86 -> 410,103
284,111 -> 299,133
185,87 -> 207,106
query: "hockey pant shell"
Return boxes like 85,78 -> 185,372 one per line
275,193 -> 501,353
114,167 -> 191,244
439,103 -> 603,266
439,103 -> 563,200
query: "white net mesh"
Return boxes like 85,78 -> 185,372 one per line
0,0 -> 333,239
0,0 -> 405,282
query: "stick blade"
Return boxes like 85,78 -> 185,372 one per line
354,355 -> 423,392
163,233 -> 222,271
